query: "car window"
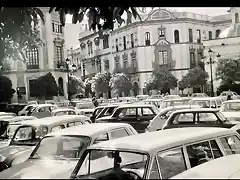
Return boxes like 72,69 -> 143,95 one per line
75,121 -> 82,126
210,101 -> 217,108
67,122 -> 75,127
186,139 -> 222,168
219,135 -> 240,155
110,128 -> 129,139
118,108 -> 137,118
173,113 -> 194,124
51,125 -> 65,132
141,108 -> 155,116
156,148 -> 186,179
93,133 -> 109,144
149,157 -> 161,179
198,113 -> 218,123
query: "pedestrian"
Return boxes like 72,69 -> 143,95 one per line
92,97 -> 99,107
227,94 -> 232,101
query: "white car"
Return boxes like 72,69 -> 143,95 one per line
171,154 -> 240,179
75,102 -> 95,117
27,104 -> 58,118
18,105 -> 37,116
27,101 -> 38,105
70,127 -> 240,179
51,108 -> 76,116
220,100 -> 240,122
220,91 -> 240,101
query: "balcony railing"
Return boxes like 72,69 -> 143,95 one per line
27,64 -> 39,70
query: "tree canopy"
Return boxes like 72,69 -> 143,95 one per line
68,75 -> 85,98
0,76 -> 15,103
91,71 -> 111,95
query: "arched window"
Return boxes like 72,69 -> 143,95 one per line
145,32 -> 150,46
174,30 -> 180,43
235,13 -> 239,23
216,29 -> 221,38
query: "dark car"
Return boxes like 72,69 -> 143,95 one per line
96,104 -> 159,133
162,108 -> 240,131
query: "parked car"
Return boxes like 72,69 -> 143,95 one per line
159,98 -> 191,110
96,104 -> 159,133
0,123 -> 138,178
136,95 -> 149,101
145,105 -> 200,132
147,94 -> 163,100
143,99 -> 163,108
191,93 -> 208,98
27,101 -> 38,105
189,97 -> 223,109
220,91 -> 240,101
70,127 -> 240,179
172,154 -> 240,179
0,115 -> 91,171
26,104 -> 58,118
220,100 -> 240,122
162,108 -> 240,131
44,100 -> 57,105
94,105 -> 120,121
162,95 -> 180,100
0,112 -> 16,117
75,102 -> 95,117
51,108 -> 76,116
18,105 -> 37,116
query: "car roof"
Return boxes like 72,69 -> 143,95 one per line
35,104 -> 58,108
159,105 -> 199,112
162,98 -> 190,102
4,116 -> 37,122
89,127 -> 233,153
46,123 -> 133,137
98,105 -> 119,108
52,108 -> 75,112
171,154 -> 240,179
19,115 -> 88,126
171,108 -> 219,114
190,97 -> 215,100
117,104 -> 155,108
222,100 -> 240,104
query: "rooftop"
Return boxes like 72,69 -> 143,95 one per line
89,127 -> 233,153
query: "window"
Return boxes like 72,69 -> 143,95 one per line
123,36 -> 127,50
55,24 -> 59,33
186,140 -> 223,168
104,60 -> 109,70
216,29 -> 221,38
149,157 -> 161,179
91,59 -> 95,67
110,128 -> 129,139
52,22 -> 55,32
235,13 -> 239,23
158,28 -> 165,37
93,133 -> 109,144
130,33 -> 134,48
157,148 -> 186,179
158,51 -> 168,65
51,125 -> 65,132
56,46 -> 62,62
174,30 -> 180,43
209,31 -> 213,40
219,135 -> 240,155
115,57 -> 120,69
103,35 -> 109,49
197,29 -> 201,43
138,108 -> 154,116
190,52 -> 196,68
198,113 -> 218,123
188,29 -> 193,43
123,59 -> 128,69
59,25 -> 63,33
115,39 -> 119,52
118,108 -> 137,118
145,32 -> 150,46
26,48 -> 39,69
88,43 -> 93,55
173,113 -> 194,124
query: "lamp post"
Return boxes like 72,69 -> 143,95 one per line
202,48 -> 221,97
72,64 -> 77,75
66,58 -> 70,100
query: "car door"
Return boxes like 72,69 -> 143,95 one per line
116,108 -> 139,131
137,107 -> 156,132
196,112 -> 225,128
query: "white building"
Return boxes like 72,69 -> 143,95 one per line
76,8 -> 231,96
2,7 -> 69,102
203,7 -> 240,95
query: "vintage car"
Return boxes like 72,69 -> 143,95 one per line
18,105 -> 37,116
161,108 -> 240,131
220,100 -> 240,122
219,91 -> 240,101
51,108 -> 76,116
44,100 -> 57,105
162,95 -> 181,101
27,101 -> 38,105
96,104 -> 159,133
143,99 -> 163,108
191,93 -> 209,98
69,127 -> 240,179
189,97 -> 223,109
136,95 -> 149,101
75,102 -> 95,117
145,105 -> 200,132
0,112 -> 16,117
26,104 -> 58,118
147,94 -> 163,100
0,115 -> 91,171
171,154 -> 240,179
0,123 -> 138,178
159,98 -> 191,110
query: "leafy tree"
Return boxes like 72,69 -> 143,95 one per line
183,66 -> 209,92
109,73 -> 132,97
0,7 -> 44,64
84,78 -> 93,98
68,75 -> 85,98
91,71 -> 111,96
144,78 -> 156,93
0,76 -> 15,103
216,58 -> 240,83
31,72 -> 58,99
152,66 -> 178,93
178,76 -> 188,94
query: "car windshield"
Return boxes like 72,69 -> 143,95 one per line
220,102 -> 240,112
161,100 -> 189,109
7,123 -> 22,138
76,103 -> 94,109
30,135 -> 90,160
190,100 -> 210,108
75,150 -> 148,179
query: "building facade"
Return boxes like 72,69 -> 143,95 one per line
203,7 -> 240,94
76,8 -> 231,95
2,7 -> 69,102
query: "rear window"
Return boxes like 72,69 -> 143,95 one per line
219,135 -> 240,155
173,113 -> 194,124
51,125 -> 65,132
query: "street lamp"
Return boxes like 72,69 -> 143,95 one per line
66,58 -> 70,100
202,48 -> 221,97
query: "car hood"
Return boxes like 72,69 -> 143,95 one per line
0,159 -> 77,179
96,116 -> 113,121
0,145 -> 34,160
221,112 -> 240,118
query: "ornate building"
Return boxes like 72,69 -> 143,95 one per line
77,8 -> 231,95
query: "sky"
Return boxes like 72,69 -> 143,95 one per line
66,7 -> 230,23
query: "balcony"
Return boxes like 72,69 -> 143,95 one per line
27,64 -> 39,70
